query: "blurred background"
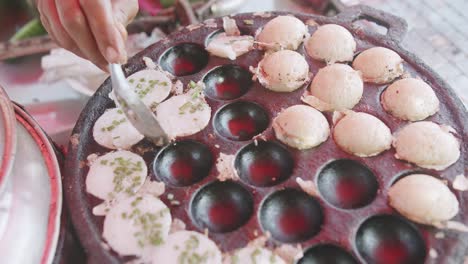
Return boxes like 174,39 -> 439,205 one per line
0,0 -> 466,146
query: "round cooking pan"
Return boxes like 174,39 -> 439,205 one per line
64,5 -> 467,264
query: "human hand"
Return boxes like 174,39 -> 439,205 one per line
37,0 -> 138,71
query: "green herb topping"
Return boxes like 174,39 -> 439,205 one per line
176,235 -> 215,264
150,102 -> 159,110
269,252 -> 277,263
121,200 -> 170,248
251,248 -> 261,264
100,156 -> 144,195
131,77 -> 168,99
177,81 -> 206,115
188,81 -> 197,89
101,118 -> 127,132
231,254 -> 239,264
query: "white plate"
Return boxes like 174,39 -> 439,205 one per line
0,104 -> 62,264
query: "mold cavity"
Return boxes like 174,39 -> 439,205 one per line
317,159 -> 378,209
298,244 -> 358,264
190,180 -> 254,233
356,214 -> 426,264
203,65 -> 253,100
153,140 -> 213,187
214,101 -> 269,141
259,188 -> 323,243
160,43 -> 209,76
235,141 -> 293,187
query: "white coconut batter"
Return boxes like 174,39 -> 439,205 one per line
86,150 -> 147,200
228,246 -> 285,264
273,105 -> 329,150
156,82 -> 211,139
256,15 -> 308,51
93,108 -> 144,149
152,231 -> 222,264
303,64 -> 363,111
333,111 -> 392,157
125,69 -> 172,110
206,34 -> 254,60
206,17 -> 254,60
393,121 -> 460,170
382,78 -> 439,121
305,24 -> 356,63
388,174 -> 459,226
353,47 -> 404,84
103,194 -> 172,256
256,50 -> 309,92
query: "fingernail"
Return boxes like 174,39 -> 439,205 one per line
119,50 -> 128,64
117,23 -> 128,41
114,24 -> 128,64
105,46 -> 119,63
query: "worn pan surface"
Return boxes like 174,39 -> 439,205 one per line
65,5 -> 467,264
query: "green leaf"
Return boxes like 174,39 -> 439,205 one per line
160,0 -> 202,8
10,18 -> 47,42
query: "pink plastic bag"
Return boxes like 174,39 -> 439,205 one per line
138,0 -> 162,15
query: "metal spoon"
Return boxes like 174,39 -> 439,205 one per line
109,63 -> 169,146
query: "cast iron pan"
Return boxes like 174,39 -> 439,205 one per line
64,5 -> 467,264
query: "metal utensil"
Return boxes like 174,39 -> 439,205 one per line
109,64 -> 169,146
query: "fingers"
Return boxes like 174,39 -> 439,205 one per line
38,0 -> 84,58
113,0 -> 139,26
113,0 -> 139,54
55,0 -> 108,70
116,22 -> 128,43
113,0 -> 138,46
38,0 -> 137,68
79,0 -> 127,64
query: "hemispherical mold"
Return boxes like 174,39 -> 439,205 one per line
153,140 -> 213,187
190,180 -> 254,233
235,141 -> 293,187
317,159 -> 378,209
298,244 -> 358,264
203,65 -> 253,100
356,214 -> 427,264
259,188 -> 323,243
214,101 -> 269,141
159,43 -> 209,76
